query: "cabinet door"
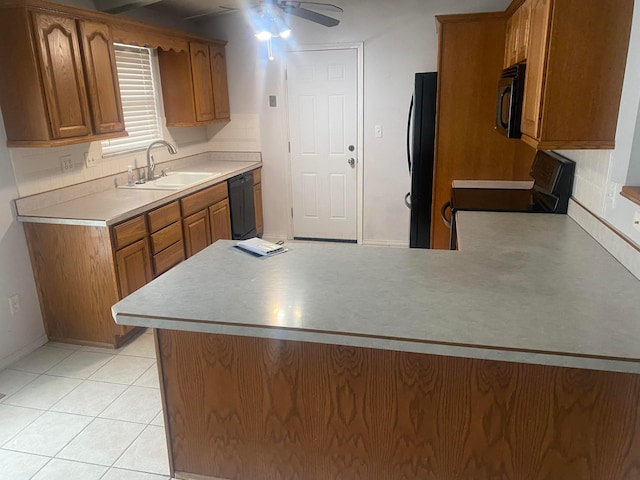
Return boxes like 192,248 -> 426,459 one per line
516,0 -> 531,63
115,238 -> 152,298
254,182 -> 264,236
183,209 -> 211,258
504,12 -> 518,67
189,41 -> 215,122
209,198 -> 232,243
78,20 -> 125,134
209,44 -> 230,120
520,0 -> 551,140
32,12 -> 92,139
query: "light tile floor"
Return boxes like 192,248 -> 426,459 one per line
0,330 -> 174,480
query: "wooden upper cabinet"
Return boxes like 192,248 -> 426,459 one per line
0,6 -> 127,147
78,20 -> 125,135
515,0 -> 531,62
520,0 -> 550,140
504,1 -> 530,68
32,12 -> 92,139
210,44 -> 230,120
158,41 -> 230,126
504,9 -> 518,67
189,41 -> 216,122
520,0 -> 633,149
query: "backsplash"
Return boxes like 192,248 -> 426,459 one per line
10,114 -> 261,198
560,149 -> 612,216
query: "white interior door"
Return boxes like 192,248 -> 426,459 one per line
287,48 -> 358,241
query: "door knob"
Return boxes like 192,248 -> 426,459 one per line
348,158 -> 356,168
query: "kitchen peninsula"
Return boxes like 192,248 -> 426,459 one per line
113,211 -> 640,480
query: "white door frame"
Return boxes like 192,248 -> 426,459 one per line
284,42 -> 364,244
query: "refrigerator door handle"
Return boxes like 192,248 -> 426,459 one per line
407,95 -> 414,175
441,201 -> 452,229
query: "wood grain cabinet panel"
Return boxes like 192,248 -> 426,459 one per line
183,209 -> 211,258
112,215 -> 147,250
32,11 -> 92,139
209,198 -> 232,243
158,41 -> 230,126
153,239 -> 185,275
148,201 -> 181,233
0,6 -> 127,146
520,0 -> 633,149
115,238 -> 153,298
520,0 -> 551,141
23,222 -> 144,347
189,41 -> 216,122
209,43 -> 230,120
78,20 -> 125,135
157,330 -> 640,480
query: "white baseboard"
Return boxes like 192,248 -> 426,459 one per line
0,334 -> 48,371
361,239 -> 408,248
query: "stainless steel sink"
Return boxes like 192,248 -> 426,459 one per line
118,171 -> 222,191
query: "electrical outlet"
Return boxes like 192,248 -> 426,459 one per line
84,152 -> 97,168
8,295 -> 19,315
60,155 -> 74,173
634,211 -> 640,233
374,125 -> 383,138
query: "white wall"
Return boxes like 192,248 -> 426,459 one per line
0,113 -> 47,368
195,0 -> 511,244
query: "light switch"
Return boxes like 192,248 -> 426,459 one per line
374,125 -> 383,138
269,95 -> 277,107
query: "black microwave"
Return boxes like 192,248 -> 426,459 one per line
495,63 -> 526,138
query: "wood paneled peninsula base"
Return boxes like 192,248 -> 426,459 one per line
154,329 -> 640,480
113,213 -> 640,480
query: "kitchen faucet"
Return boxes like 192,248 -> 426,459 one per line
146,140 -> 178,181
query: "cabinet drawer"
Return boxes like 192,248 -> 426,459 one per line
150,221 -> 183,254
154,240 -> 185,275
181,182 -> 227,217
253,167 -> 261,185
148,201 -> 180,233
112,215 -> 147,250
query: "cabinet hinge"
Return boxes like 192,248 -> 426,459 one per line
291,208 -> 293,218
288,142 -> 291,153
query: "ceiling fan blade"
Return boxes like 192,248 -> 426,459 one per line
281,1 -> 343,13
280,5 -> 340,27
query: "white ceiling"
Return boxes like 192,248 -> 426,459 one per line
96,0 -> 344,22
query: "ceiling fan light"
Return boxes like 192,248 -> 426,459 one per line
280,28 -> 291,39
255,30 -> 272,41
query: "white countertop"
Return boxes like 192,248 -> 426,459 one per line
112,212 -> 640,373
16,158 -> 261,226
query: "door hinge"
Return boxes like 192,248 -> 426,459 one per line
288,142 -> 290,153
291,208 -> 293,218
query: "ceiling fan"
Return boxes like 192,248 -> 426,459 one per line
188,1 -> 343,28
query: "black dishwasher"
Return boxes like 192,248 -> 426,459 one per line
228,172 -> 257,240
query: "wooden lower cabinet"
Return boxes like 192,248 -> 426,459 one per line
183,209 -> 211,258
23,222 -> 142,347
181,181 -> 232,258
23,177 -> 251,347
209,198 -> 232,243
115,238 -> 152,298
157,329 -> 640,480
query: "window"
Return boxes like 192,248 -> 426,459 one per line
101,44 -> 163,156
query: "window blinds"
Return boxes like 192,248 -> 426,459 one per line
101,44 -> 162,156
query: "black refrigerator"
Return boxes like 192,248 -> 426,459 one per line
406,72 -> 437,249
